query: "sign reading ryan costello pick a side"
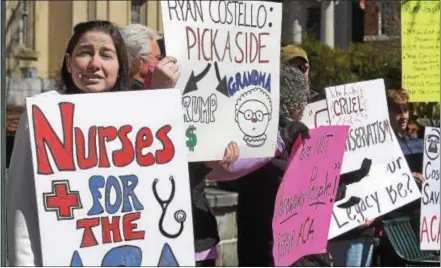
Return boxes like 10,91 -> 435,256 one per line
161,0 -> 282,162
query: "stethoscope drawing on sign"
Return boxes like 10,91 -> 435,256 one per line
152,176 -> 186,239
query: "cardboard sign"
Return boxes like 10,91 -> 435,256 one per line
161,0 -> 282,162
272,126 -> 348,266
420,127 -> 440,250
301,100 -> 330,129
329,146 -> 421,239
26,90 -> 195,266
401,1 -> 440,102
325,79 -> 398,174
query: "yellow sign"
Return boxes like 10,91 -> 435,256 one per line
401,1 -> 440,102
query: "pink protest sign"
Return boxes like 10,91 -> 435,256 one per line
272,126 -> 349,266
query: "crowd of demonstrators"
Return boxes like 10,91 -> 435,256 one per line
5,19 -> 433,267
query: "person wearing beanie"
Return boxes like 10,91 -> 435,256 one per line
211,64 -> 317,266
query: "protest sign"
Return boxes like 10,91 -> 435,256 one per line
301,100 -> 330,129
420,127 -> 440,250
161,0 -> 282,162
401,1 -> 440,102
325,79 -> 397,174
26,90 -> 195,266
329,147 -> 421,239
272,126 -> 348,266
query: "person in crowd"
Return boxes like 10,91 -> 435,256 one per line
281,45 -> 310,82
121,24 -> 179,90
210,64 -> 315,266
374,87 -> 426,266
6,20 -> 239,267
7,20 -> 132,266
387,88 -> 424,181
328,88 -> 427,267
122,23 -> 239,267
280,44 -> 320,102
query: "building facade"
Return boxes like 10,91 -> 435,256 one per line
5,0 -> 163,79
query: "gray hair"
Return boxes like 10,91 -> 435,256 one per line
279,63 -> 310,119
121,24 -> 161,59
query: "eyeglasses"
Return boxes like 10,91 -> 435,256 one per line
239,110 -> 269,121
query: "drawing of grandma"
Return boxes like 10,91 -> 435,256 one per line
235,87 -> 273,147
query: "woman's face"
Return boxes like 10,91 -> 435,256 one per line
66,31 -> 119,93
389,105 -> 409,132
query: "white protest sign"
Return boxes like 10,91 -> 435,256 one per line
329,149 -> 421,239
325,79 -> 398,174
420,127 -> 440,250
26,90 -> 195,266
161,0 -> 282,162
301,100 -> 330,129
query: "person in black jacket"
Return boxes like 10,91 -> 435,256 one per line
215,64 -> 315,266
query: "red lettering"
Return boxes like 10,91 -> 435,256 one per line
75,126 -> 98,169
186,26 -> 196,61
258,33 -> 270,63
101,216 -> 122,244
430,215 -> 439,242
155,125 -> 175,164
113,125 -> 135,167
202,28 -> 210,61
32,103 -> 75,175
97,127 -> 117,168
123,212 -> 145,241
250,32 -> 259,63
211,29 -> 221,61
135,127 -> 155,166
77,218 -> 100,248
421,216 -> 429,243
235,32 -> 244,63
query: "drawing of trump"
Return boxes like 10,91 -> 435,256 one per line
235,87 -> 273,147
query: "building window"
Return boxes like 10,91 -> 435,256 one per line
18,0 -> 35,49
306,7 -> 321,40
377,1 -> 398,36
87,1 -> 97,20
131,0 -> 147,24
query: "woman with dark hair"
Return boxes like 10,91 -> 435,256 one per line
6,20 -> 133,266
7,20 -> 241,266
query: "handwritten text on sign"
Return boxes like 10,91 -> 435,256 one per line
26,90 -> 195,266
420,127 -> 440,250
301,100 -> 330,129
272,126 -> 348,266
326,79 -> 396,174
329,152 -> 421,239
161,0 -> 282,162
401,1 -> 440,102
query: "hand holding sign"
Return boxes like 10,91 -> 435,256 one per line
272,126 -> 349,266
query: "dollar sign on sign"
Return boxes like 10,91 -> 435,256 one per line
186,125 -> 197,151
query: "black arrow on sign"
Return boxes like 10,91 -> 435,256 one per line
183,63 -> 212,95
214,62 -> 229,97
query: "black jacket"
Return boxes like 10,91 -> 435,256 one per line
231,119 -> 331,266
189,162 -> 220,252
131,79 -> 144,91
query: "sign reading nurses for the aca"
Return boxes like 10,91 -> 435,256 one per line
25,90 -> 195,266
161,0 -> 282,162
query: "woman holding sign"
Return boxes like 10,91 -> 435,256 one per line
7,20 -> 133,266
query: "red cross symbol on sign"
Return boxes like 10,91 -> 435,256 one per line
43,180 -> 82,221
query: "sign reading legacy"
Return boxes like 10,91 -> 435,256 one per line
161,0 -> 282,162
